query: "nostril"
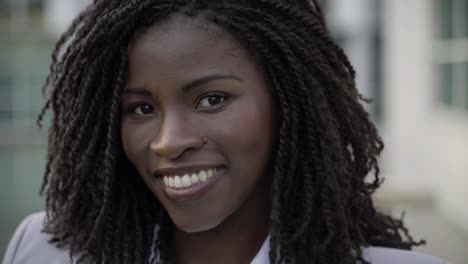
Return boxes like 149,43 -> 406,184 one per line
150,135 -> 207,159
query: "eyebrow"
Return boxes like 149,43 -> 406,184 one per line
123,74 -> 242,96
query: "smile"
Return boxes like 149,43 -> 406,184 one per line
162,168 -> 218,189
157,167 -> 225,203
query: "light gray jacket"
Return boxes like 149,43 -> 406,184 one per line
2,212 -> 449,264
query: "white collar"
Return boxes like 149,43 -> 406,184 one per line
250,235 -> 270,264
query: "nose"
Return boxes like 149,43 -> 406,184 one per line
150,112 -> 205,159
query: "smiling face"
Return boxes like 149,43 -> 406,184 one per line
121,14 -> 277,233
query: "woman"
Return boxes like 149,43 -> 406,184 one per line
2,0 -> 447,263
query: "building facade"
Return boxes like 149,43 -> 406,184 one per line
0,0 -> 467,259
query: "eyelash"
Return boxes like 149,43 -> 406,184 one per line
125,103 -> 154,116
124,92 -> 230,116
196,92 -> 229,109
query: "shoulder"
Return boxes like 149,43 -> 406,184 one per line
362,246 -> 449,264
2,212 -> 72,264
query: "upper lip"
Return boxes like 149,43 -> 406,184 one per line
152,165 -> 222,177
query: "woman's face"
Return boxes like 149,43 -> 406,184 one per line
121,15 -> 277,232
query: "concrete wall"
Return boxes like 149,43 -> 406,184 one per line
44,0 -> 92,36
381,0 -> 468,233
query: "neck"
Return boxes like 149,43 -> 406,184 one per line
171,187 -> 270,264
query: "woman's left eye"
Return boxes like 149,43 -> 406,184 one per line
196,94 -> 228,108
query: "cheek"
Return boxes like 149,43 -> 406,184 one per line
245,96 -> 275,146
218,97 -> 276,168
120,121 -> 152,172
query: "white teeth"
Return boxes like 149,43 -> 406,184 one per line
182,174 -> 191,187
162,168 -> 220,189
198,171 -> 207,182
199,170 -> 207,182
191,173 -> 199,184
169,177 -> 174,187
174,176 -> 182,188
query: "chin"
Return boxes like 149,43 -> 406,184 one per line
173,217 -> 224,233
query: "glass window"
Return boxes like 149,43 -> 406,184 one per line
434,0 -> 468,111
0,40 -> 13,121
438,0 -> 453,39
453,0 -> 468,38
463,63 -> 468,110
0,77 -> 13,121
438,63 -> 454,106
0,2 -> 50,257
0,36 -> 53,125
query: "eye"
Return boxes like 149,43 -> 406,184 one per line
130,104 -> 154,115
197,93 -> 228,108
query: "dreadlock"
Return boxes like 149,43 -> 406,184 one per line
38,0 -> 424,263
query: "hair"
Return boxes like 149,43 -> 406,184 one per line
38,0 -> 425,263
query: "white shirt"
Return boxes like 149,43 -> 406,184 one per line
248,235 -> 449,264
3,212 -> 449,264
250,234 -> 270,264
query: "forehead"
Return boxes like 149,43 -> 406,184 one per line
127,14 -> 257,83
131,14 -> 230,53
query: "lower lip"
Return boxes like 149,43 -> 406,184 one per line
159,168 -> 225,203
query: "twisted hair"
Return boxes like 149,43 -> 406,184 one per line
38,0 -> 424,263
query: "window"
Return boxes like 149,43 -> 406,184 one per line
434,0 -> 468,111
0,1 -> 51,253
326,0 -> 383,121
0,35 -> 53,126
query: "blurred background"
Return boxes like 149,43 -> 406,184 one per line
0,0 -> 467,263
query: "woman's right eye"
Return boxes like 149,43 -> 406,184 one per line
130,104 -> 154,115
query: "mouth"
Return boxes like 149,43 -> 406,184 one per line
153,166 -> 225,202
162,168 -> 219,189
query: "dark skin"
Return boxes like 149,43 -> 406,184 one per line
121,15 -> 278,264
